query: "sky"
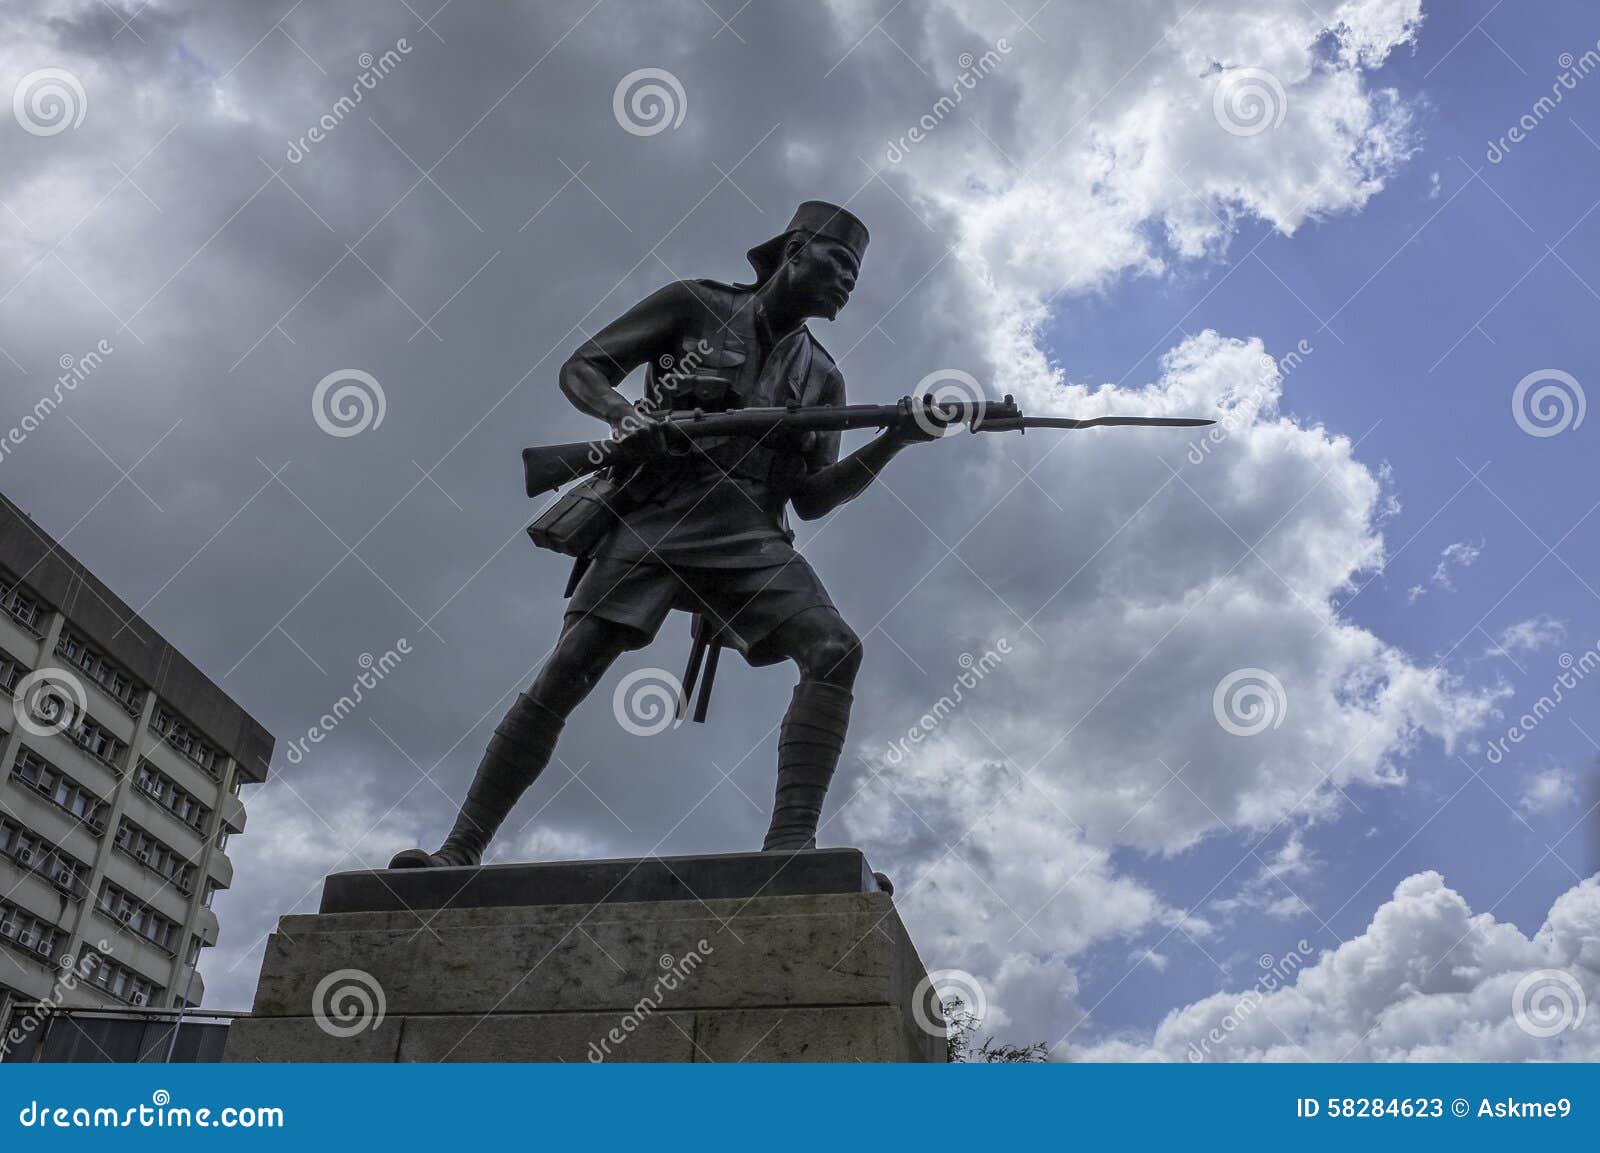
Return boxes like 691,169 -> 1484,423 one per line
1,0 -> 1598,1061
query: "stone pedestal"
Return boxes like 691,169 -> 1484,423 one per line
224,849 -> 944,1062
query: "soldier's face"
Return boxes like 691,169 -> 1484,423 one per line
783,237 -> 860,320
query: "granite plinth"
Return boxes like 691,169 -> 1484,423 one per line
318,848 -> 883,914
225,851 -> 942,1063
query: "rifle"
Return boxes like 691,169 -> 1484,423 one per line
522,394 -> 1213,498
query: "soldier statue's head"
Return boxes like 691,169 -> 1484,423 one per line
745,200 -> 869,322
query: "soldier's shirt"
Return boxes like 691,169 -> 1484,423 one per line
564,278 -> 845,570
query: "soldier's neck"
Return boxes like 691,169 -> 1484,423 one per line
754,292 -> 808,344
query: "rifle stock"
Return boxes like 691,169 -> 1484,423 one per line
522,440 -> 612,497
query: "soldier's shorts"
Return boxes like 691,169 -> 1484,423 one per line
564,553 -> 837,666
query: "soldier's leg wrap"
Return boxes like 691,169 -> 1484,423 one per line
762,680 -> 853,851
391,693 -> 564,869
437,693 -> 565,865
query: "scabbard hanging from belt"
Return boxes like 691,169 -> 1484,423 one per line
679,612 -> 722,723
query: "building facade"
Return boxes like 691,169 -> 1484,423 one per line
0,493 -> 272,1042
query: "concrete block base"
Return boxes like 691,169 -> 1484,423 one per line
224,851 -> 944,1063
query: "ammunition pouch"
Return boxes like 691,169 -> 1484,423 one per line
526,473 -> 627,557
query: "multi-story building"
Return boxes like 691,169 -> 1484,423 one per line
0,492 -> 273,1038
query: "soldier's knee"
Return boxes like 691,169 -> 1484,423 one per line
534,617 -> 641,710
802,622 -> 862,685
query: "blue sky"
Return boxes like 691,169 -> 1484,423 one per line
1056,1 -> 1600,1038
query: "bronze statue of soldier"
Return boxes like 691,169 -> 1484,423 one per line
390,202 -> 940,871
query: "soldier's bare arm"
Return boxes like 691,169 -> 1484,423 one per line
789,376 -> 942,520
559,281 -> 697,434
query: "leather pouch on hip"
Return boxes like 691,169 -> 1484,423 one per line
526,474 -> 624,557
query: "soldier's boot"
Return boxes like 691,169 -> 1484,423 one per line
388,694 -> 564,869
761,680 -> 852,853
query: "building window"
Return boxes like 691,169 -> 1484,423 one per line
133,759 -> 212,834
113,818 -> 196,895
0,576 -> 43,634
185,935 -> 203,965
0,651 -> 24,696
98,880 -> 181,954
201,880 -> 218,909
81,946 -> 163,1007
150,706 -> 221,778
0,815 -> 89,899
68,715 -> 126,770
0,900 -> 64,961
55,629 -> 143,714
10,746 -> 109,833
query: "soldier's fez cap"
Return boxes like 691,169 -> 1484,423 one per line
746,201 -> 869,283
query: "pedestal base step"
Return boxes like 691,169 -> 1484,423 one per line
225,851 -> 943,1063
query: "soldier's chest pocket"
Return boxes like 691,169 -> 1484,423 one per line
673,336 -> 748,408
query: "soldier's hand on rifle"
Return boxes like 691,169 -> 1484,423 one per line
886,395 -> 958,446
609,404 -> 670,459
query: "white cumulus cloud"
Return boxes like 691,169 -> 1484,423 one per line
1077,870 -> 1600,1060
